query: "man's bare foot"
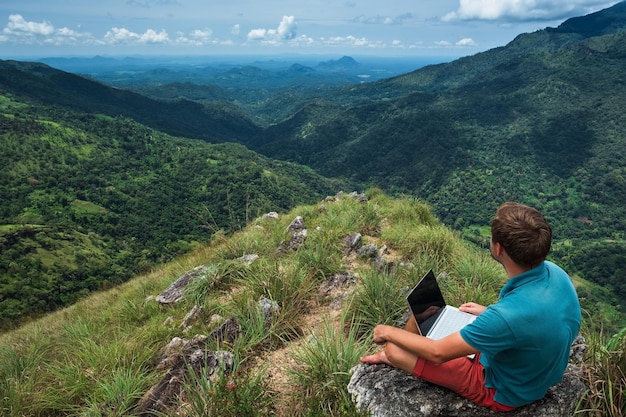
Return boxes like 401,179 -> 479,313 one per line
360,350 -> 392,366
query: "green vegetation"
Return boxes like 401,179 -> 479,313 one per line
0,94 -> 348,329
241,29 -> 626,310
1,5 -> 626,414
0,193 -> 623,416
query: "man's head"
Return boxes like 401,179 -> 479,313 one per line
490,202 -> 552,268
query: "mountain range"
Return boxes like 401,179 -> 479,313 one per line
1,1 -> 626,326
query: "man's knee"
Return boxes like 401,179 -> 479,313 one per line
385,343 -> 418,373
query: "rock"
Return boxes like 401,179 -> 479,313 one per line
348,363 -> 586,417
156,265 -> 213,304
258,297 -> 280,328
287,216 -> 305,232
345,233 -> 363,253
347,191 -> 368,202
263,211 -> 279,220
136,348 -> 234,416
237,253 -> 259,266
319,271 -> 357,310
357,244 -> 378,259
180,305 -> 203,331
276,215 -> 309,253
208,317 -> 242,345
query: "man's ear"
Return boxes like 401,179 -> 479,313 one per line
492,241 -> 503,257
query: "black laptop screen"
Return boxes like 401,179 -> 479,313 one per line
406,269 -> 447,335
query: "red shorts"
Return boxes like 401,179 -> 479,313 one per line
413,354 -> 516,412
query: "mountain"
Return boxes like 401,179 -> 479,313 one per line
2,2 -> 626,325
0,93 -> 349,329
240,2 -> 626,301
316,55 -> 361,71
0,192 -> 623,415
0,60 -> 260,143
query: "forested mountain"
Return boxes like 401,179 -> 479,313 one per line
1,2 -> 626,327
0,95 -> 348,329
242,2 -> 626,306
0,60 -> 260,142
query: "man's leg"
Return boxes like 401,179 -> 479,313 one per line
360,340 -> 420,373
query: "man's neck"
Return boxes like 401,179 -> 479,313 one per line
503,261 -> 532,279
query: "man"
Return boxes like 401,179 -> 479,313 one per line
360,202 -> 581,411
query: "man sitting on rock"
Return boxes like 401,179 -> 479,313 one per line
360,202 -> 581,412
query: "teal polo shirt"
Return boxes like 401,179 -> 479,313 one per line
460,261 -> 581,407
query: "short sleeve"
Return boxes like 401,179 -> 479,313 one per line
460,307 -> 518,356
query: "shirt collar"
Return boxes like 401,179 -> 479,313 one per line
498,261 -> 547,300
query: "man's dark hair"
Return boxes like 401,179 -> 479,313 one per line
491,202 -> 552,268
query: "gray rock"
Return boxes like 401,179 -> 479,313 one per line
348,363 -> 586,417
136,348 -> 233,416
259,297 -> 280,327
156,265 -> 213,304
345,233 -> 363,252
237,253 -> 259,266
208,317 -> 242,345
263,211 -> 279,220
287,215 -> 305,232
180,305 -> 203,331
357,244 -> 379,259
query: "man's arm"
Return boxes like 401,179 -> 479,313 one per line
373,325 -> 478,364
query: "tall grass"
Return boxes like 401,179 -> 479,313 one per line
1,192 -> 624,416
579,326 -> 626,417
348,267 -> 413,337
175,361 -> 276,417
287,312 -> 370,417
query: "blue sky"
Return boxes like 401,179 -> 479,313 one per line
0,0 -> 620,59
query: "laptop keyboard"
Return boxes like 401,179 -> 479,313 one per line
427,307 -> 476,340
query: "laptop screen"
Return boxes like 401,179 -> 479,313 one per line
406,269 -> 447,335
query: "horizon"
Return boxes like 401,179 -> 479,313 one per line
0,1 -> 621,59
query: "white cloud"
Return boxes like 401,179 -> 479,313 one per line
277,15 -> 297,39
104,27 -> 140,43
247,16 -> 298,42
442,0 -> 619,22
231,24 -> 241,36
103,27 -> 169,44
190,28 -> 212,42
456,37 -> 476,46
2,14 -> 95,45
4,14 -> 54,36
247,28 -> 267,40
139,28 -> 169,43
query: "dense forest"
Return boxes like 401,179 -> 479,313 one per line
1,2 -> 626,329
0,96 -> 348,329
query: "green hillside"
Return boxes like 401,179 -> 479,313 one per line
0,192 -> 624,416
0,94 -> 348,329
0,60 -> 261,143
241,4 -> 626,306
1,2 -> 625,332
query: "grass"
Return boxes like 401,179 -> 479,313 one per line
0,191 -> 624,416
287,312 -> 370,417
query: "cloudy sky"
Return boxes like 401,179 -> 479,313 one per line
0,0 -> 620,58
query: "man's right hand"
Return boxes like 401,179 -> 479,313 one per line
459,302 -> 487,316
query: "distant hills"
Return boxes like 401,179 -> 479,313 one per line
0,93 -> 347,329
1,2 -> 626,325
0,60 -> 261,142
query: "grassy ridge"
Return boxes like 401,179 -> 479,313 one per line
0,192 -> 624,416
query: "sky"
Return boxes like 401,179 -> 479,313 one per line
0,0 -> 621,59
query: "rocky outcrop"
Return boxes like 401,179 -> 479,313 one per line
348,337 -> 588,417
134,335 -> 234,416
156,265 -> 216,304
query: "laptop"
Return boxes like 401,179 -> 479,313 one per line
406,269 -> 477,340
